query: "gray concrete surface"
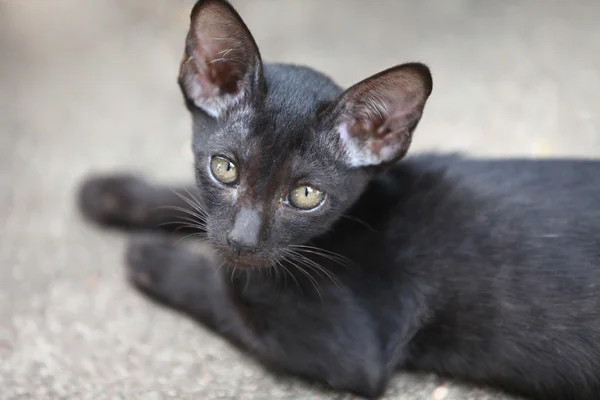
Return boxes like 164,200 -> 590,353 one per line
1,0 -> 599,398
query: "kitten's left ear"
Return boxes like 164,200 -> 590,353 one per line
328,63 -> 433,167
178,0 -> 264,118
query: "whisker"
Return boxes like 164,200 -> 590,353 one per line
156,215 -> 206,230
156,205 -> 206,223
272,257 -> 281,284
170,214 -> 205,225
171,223 -> 206,235
174,190 -> 208,217
282,253 -> 322,301
276,258 -> 300,293
173,232 -> 208,246
286,250 -> 340,289
154,198 -> 208,233
271,258 -> 286,288
172,217 -> 207,231
230,265 -> 237,283
156,220 -> 188,228
289,244 -> 349,258
292,247 -> 347,265
157,216 -> 206,230
171,199 -> 207,221
183,189 -> 209,215
288,244 -> 356,270
215,250 -> 228,273
167,193 -> 209,232
340,214 -> 377,232
268,258 -> 284,294
172,224 -> 207,235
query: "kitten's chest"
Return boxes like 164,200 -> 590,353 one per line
307,225 -> 398,286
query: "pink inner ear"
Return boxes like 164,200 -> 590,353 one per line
178,0 -> 263,116
206,52 -> 243,95
334,63 -> 432,167
188,28 -> 246,95
338,119 -> 413,168
376,105 -> 422,137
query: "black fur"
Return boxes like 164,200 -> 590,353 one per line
77,1 -> 600,399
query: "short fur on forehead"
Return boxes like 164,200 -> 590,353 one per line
329,63 -> 433,167
178,0 -> 264,118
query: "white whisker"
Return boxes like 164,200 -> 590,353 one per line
288,244 -> 356,270
286,250 -> 340,289
340,214 -> 377,232
281,251 -> 323,301
173,232 -> 208,246
276,258 -> 301,293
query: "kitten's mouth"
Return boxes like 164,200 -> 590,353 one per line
220,250 -> 273,269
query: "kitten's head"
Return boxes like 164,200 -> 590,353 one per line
178,0 -> 432,268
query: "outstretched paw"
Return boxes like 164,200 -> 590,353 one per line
77,174 -> 154,228
126,235 -> 215,307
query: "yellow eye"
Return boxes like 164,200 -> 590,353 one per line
210,156 -> 238,184
288,185 -> 324,210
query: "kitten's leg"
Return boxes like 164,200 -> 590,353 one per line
78,174 -> 204,232
126,235 -> 389,398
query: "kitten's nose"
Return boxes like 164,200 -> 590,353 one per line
227,235 -> 258,254
227,208 -> 262,254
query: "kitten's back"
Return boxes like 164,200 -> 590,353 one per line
391,154 -> 600,399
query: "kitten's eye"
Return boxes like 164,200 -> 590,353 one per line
210,156 -> 238,184
288,185 -> 324,210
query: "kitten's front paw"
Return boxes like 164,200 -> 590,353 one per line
77,174 -> 152,228
126,235 -> 179,291
125,235 -> 213,307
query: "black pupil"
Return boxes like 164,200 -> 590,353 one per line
226,162 -> 231,171
304,187 -> 309,197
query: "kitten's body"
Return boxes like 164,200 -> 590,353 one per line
78,1 -> 600,399
357,155 -> 600,398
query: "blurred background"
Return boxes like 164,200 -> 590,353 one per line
1,0 -> 599,399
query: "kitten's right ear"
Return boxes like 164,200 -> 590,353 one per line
179,0 -> 264,118
326,63 -> 433,168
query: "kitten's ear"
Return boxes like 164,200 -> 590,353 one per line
328,63 -> 432,167
179,0 -> 264,117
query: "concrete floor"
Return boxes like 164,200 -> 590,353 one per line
1,0 -> 599,398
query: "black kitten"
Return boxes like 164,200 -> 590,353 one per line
77,1 -> 600,399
